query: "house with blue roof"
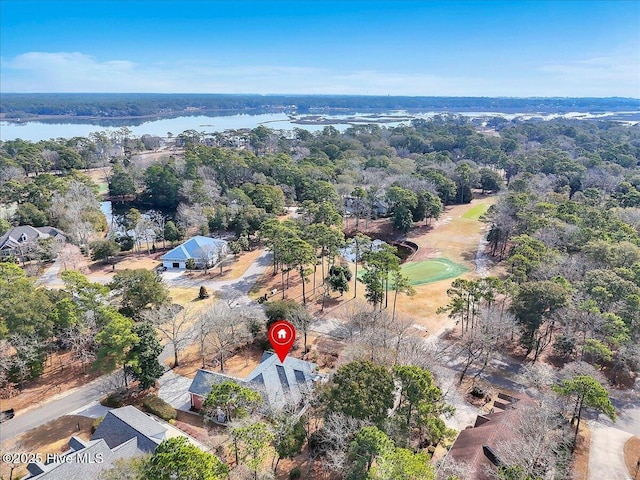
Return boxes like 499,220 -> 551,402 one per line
188,351 -> 322,414
161,235 -> 228,269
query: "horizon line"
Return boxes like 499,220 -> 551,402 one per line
1,92 -> 639,101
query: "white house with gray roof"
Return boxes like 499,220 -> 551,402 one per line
25,405 -> 205,479
189,351 -> 321,413
0,225 -> 65,259
160,235 -> 227,269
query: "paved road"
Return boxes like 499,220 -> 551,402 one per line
1,251 -> 273,442
587,422 -> 633,480
0,374 -> 116,442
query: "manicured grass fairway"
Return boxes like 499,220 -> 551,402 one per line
401,258 -> 467,286
461,203 -> 490,220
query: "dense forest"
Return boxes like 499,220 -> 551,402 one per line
1,93 -> 639,119
1,114 -> 640,479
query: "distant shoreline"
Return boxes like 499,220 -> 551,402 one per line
2,94 -> 638,125
0,107 -> 266,123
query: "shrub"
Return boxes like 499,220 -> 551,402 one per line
238,236 -> 250,251
185,258 -> 196,270
228,241 -> 242,255
91,415 -> 105,434
143,394 -> 177,421
102,392 -> 125,408
289,466 -> 302,480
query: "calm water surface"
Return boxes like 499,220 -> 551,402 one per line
0,112 -> 397,142
2,110 -> 638,142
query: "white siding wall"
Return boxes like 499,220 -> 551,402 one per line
163,260 -> 186,269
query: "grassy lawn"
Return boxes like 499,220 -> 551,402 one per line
461,202 -> 490,220
401,258 -> 468,286
83,168 -> 111,196
356,258 -> 467,286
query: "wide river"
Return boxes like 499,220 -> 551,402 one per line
1,110 -> 639,142
0,111 -> 408,142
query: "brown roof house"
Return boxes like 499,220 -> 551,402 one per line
441,392 -> 533,480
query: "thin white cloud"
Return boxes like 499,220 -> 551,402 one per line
1,51 -> 638,96
537,51 -> 640,97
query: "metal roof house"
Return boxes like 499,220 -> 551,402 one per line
188,351 -> 320,413
25,405 -> 205,479
160,235 -> 228,269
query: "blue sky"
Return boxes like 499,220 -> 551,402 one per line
1,0 -> 638,96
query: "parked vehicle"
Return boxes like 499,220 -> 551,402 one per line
0,408 -> 15,422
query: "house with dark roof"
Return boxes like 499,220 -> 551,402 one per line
0,225 -> 65,259
188,351 -> 320,413
160,235 -> 227,269
25,405 -> 204,479
91,405 -> 171,451
443,392 -> 532,480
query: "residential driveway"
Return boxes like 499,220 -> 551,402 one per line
164,250 -> 272,296
37,260 -> 62,287
158,370 -> 193,412
69,400 -> 112,419
587,422 -> 633,480
160,269 -> 185,282
310,317 -> 346,338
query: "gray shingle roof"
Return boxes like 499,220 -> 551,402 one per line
25,436 -> 144,480
188,369 -> 250,397
0,225 -> 64,251
25,405 -> 207,480
91,405 -> 167,452
189,351 -> 319,409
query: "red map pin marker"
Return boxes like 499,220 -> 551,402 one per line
268,320 -> 296,363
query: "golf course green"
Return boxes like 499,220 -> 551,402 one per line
400,258 -> 468,286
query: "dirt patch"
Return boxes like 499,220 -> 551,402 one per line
169,342 -> 264,380
0,415 -> 93,480
573,423 -> 591,480
274,446 -> 320,479
624,436 -> 640,479
0,351 -> 102,413
175,249 -> 264,285
87,250 -> 164,275
167,287 -> 218,313
176,409 -> 204,428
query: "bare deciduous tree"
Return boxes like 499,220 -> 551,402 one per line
489,398 -> 572,480
50,181 -> 103,249
338,304 -> 416,366
142,304 -> 192,368
454,307 -> 519,385
436,457 -> 473,480
63,311 -> 99,374
9,334 -> 42,390
147,210 -> 167,249
203,302 -> 250,373
317,413 -> 367,477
